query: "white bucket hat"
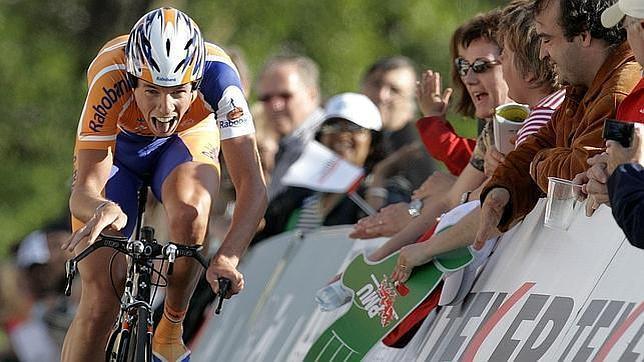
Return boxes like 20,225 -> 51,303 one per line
322,93 -> 382,131
601,0 -> 644,28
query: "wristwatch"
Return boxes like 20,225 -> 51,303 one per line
408,199 -> 423,218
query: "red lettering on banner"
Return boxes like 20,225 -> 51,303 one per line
593,302 -> 644,361
461,282 -> 536,362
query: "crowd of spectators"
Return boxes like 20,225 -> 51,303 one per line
1,225 -> 77,362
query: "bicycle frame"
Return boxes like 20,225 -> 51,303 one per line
64,181 -> 214,362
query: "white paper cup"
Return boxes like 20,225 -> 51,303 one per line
495,103 -> 530,123
544,177 -> 582,231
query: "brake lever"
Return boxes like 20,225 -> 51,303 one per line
64,259 -> 77,296
215,277 -> 231,315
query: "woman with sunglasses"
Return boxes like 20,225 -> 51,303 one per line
352,10 -> 511,241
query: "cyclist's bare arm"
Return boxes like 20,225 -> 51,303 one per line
63,149 -> 127,251
207,134 -> 267,296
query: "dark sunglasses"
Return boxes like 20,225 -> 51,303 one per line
320,119 -> 368,134
454,57 -> 501,77
258,92 -> 293,103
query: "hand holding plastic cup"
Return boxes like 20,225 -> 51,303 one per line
544,177 -> 583,231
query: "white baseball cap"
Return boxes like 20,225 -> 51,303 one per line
16,230 -> 50,268
322,93 -> 382,131
601,0 -> 644,28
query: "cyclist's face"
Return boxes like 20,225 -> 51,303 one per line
133,79 -> 196,137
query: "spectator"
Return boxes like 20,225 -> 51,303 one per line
360,56 -> 440,210
597,0 -> 644,248
476,0 -> 640,244
607,129 -> 644,248
351,10 -> 510,240
253,93 -> 383,242
0,228 -> 75,362
389,0 -> 564,282
258,55 -> 325,201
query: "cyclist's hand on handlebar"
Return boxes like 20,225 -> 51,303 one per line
61,202 -> 127,252
206,254 -> 244,298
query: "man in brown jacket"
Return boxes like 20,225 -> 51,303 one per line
475,0 -> 641,244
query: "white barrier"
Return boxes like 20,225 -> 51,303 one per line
192,199 -> 644,361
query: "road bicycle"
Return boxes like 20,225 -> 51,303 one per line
64,183 -> 230,361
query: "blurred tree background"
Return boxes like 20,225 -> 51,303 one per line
0,0 -> 505,256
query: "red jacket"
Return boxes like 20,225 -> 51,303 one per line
416,116 -> 476,175
617,77 -> 644,122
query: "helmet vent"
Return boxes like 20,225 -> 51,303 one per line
174,59 -> 186,73
126,7 -> 204,86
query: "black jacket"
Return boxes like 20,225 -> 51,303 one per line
607,163 -> 644,249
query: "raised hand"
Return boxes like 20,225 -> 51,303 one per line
416,69 -> 453,118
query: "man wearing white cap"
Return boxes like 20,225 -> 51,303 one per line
602,0 -> 644,122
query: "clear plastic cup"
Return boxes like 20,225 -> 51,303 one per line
544,177 -> 583,231
315,279 -> 352,311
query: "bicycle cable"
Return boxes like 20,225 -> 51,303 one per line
149,258 -> 168,288
109,250 -> 121,303
150,258 -> 166,304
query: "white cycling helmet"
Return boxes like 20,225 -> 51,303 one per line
126,7 -> 205,88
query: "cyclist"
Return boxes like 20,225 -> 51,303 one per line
60,7 -> 267,362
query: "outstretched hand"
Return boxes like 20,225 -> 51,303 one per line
61,202 -> 127,252
349,202 -> 411,239
474,188 -> 509,250
416,69 -> 453,118
391,242 -> 431,284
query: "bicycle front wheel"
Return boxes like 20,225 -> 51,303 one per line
132,307 -> 152,362
106,326 -> 131,362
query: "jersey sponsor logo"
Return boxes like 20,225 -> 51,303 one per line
226,99 -> 244,121
89,79 -> 131,132
219,117 -> 248,128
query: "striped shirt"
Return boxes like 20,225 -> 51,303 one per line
515,89 -> 566,147
295,193 -> 324,236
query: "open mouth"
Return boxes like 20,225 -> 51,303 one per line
151,116 -> 178,134
472,91 -> 488,103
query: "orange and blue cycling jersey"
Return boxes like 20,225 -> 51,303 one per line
73,36 -> 254,236
76,35 -> 254,151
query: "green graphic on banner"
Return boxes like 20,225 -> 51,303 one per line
304,247 -> 474,361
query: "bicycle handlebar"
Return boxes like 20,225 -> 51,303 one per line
64,233 -> 210,296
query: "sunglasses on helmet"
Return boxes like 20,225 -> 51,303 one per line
454,57 -> 501,77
